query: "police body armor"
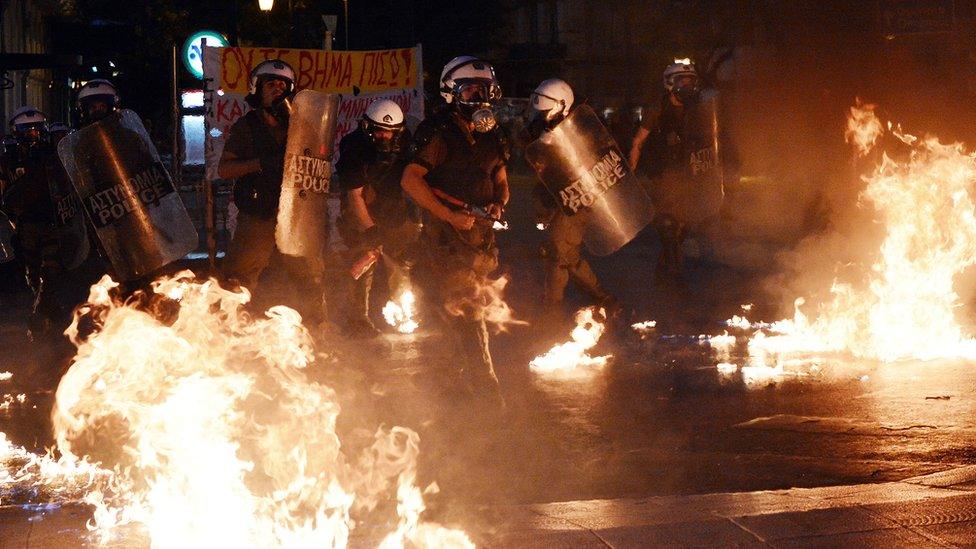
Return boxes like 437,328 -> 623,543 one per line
525,104 -> 654,256
337,128 -> 412,234
58,110 -> 197,281
419,113 -> 507,209
275,89 -> 340,261
2,144 -> 90,269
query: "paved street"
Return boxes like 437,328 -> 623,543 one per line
2,175 -> 976,545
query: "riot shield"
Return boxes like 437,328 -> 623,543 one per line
525,104 -> 653,256
47,165 -> 90,270
678,90 -> 724,225
58,110 -> 197,281
275,90 -> 340,261
0,149 -> 90,269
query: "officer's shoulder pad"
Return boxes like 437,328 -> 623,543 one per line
409,117 -> 445,153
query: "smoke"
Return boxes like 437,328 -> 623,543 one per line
705,21 -> 976,318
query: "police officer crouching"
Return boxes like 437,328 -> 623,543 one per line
336,99 -> 417,338
527,79 -> 618,317
401,56 -> 509,407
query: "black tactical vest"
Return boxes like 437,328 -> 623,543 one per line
233,110 -> 286,219
418,113 -> 508,207
1,145 -> 59,224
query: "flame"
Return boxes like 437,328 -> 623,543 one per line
530,307 -> 611,374
0,393 -> 27,412
445,274 -> 526,332
736,104 -> 976,372
631,320 -> 657,336
0,431 -> 111,507
708,331 -> 736,363
716,362 -> 737,375
492,220 -> 509,231
383,290 -> 419,334
845,100 -> 883,156
726,315 -> 754,330
2,271 -> 468,546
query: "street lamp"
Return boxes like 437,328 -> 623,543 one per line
258,0 -> 274,11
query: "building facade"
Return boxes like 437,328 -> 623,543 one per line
0,0 -> 72,130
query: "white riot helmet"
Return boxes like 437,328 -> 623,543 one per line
9,106 -> 46,128
9,106 -> 48,145
77,79 -> 120,107
663,59 -> 698,91
248,59 -> 296,95
439,55 -> 478,103
531,79 -> 574,124
77,79 -> 120,125
48,122 -> 71,143
443,58 -> 502,133
362,99 -> 406,152
663,58 -> 701,104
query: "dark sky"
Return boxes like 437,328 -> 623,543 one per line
49,0 -> 506,123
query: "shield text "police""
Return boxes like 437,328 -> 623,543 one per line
85,162 -> 175,227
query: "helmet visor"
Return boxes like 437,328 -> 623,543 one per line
668,73 -> 699,89
455,79 -> 502,104
15,123 -> 46,143
80,95 -> 115,109
14,122 -> 45,134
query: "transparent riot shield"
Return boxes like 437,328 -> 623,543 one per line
47,166 -> 90,270
525,104 -> 653,256
679,90 -> 724,225
58,110 -> 197,281
275,90 -> 341,261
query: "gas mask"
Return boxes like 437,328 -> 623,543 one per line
672,82 -> 701,106
454,79 -> 501,133
363,120 -> 405,153
13,122 -> 48,148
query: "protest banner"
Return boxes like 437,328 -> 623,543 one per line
202,45 -> 424,181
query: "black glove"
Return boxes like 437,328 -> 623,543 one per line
259,153 -> 285,179
361,225 -> 383,249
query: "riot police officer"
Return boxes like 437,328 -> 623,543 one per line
218,59 -> 295,290
1,107 -> 86,339
336,99 -> 416,337
527,79 -> 617,314
629,60 -> 724,278
77,79 -> 120,127
401,56 -> 508,406
49,122 -> 70,145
